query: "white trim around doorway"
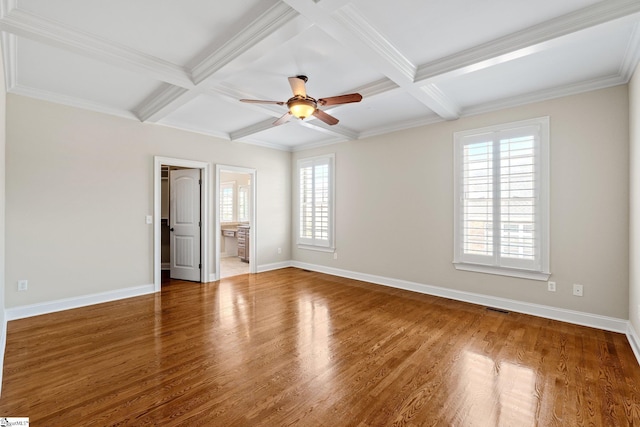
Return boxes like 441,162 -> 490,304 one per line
215,164 -> 257,281
154,156 -> 210,292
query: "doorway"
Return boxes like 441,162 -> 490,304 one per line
216,165 -> 257,280
154,157 -> 210,292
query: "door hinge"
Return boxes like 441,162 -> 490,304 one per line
199,221 -> 201,227
199,263 -> 201,269
199,179 -> 202,185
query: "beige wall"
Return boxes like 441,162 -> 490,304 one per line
293,85 -> 630,319
630,65 -> 640,332
5,94 -> 291,308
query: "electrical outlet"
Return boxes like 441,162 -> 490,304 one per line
333,252 -> 338,260
547,281 -> 556,292
145,215 -> 153,224
277,247 -> 282,254
17,280 -> 28,291
573,283 -> 583,297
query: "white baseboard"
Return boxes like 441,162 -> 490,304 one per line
209,273 -> 217,282
0,312 -> 6,395
291,261 -> 628,334
5,284 -> 156,321
628,323 -> 640,365
257,261 -> 293,273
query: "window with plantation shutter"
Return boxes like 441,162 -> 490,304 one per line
238,185 -> 250,222
297,154 -> 334,250
453,117 -> 550,281
220,182 -> 234,223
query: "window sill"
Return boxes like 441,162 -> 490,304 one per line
297,244 -> 335,253
453,262 -> 550,281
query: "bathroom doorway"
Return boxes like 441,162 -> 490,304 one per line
216,165 -> 256,279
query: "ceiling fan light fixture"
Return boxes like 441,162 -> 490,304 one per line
288,98 -> 317,119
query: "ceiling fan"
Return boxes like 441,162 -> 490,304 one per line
240,75 -> 363,126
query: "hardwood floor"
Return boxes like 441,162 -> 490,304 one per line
1,268 -> 639,426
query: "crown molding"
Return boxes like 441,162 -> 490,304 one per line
1,31 -> 16,91
232,134 -> 292,152
358,114 -> 443,140
10,83 -> 138,120
154,119 -> 230,142
0,0 -> 16,19
291,136 -> 347,152
415,0 -> 640,84
461,74 -> 627,118
0,8 -> 193,88
190,2 -> 299,85
620,23 -> 640,82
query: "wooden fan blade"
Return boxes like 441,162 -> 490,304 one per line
312,109 -> 339,126
240,99 -> 285,105
317,93 -> 362,106
273,112 -> 293,126
288,76 -> 307,97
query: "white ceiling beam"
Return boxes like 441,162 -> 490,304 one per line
299,119 -> 359,140
0,8 -> 193,88
191,2 -> 300,85
352,78 -> 399,99
134,85 -> 197,122
136,3 -> 311,123
282,0 -> 461,120
230,118 -> 278,141
414,0 -> 640,84
208,84 -> 286,117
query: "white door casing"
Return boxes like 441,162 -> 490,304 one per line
170,168 -> 201,281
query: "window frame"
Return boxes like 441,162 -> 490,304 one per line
453,117 -> 550,281
296,154 -> 335,252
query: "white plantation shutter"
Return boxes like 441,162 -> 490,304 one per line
298,155 -> 334,249
220,182 -> 234,222
454,118 -> 549,279
238,185 -> 250,222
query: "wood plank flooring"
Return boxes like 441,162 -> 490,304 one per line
1,267 -> 639,426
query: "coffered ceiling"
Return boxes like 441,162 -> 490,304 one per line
1,0 -> 639,151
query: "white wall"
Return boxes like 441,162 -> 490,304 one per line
5,94 -> 291,308
630,65 -> 640,334
293,85 -> 630,319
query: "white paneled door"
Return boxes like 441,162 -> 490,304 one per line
170,168 -> 201,281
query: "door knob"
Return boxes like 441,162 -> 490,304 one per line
170,227 -> 174,232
